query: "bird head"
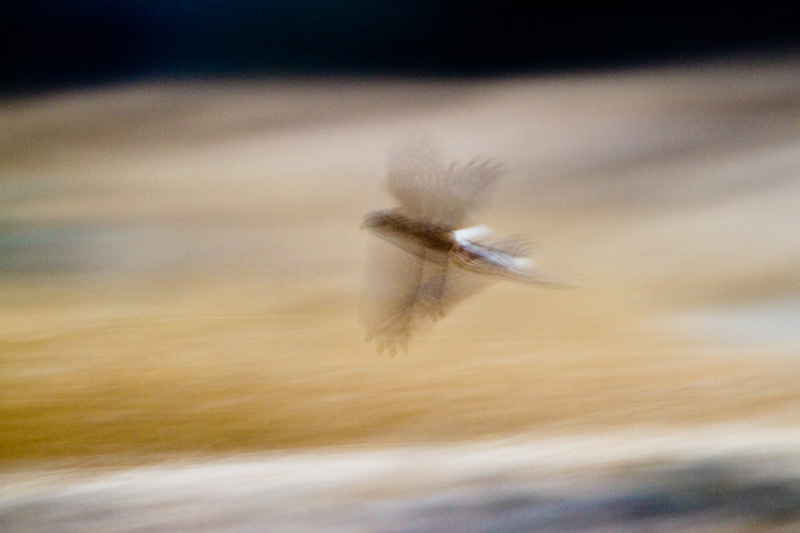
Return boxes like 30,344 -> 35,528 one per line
361,210 -> 396,231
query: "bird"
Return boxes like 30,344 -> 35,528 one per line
360,138 -> 569,355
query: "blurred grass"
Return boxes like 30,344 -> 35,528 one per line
3,271 -> 800,467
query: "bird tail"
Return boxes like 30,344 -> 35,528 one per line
453,238 -> 575,288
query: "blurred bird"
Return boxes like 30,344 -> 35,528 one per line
361,138 -> 570,355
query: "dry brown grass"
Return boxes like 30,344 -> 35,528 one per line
3,267 -> 799,466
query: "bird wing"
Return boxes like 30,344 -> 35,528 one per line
361,238 -> 439,356
385,137 -> 505,228
361,238 -> 493,356
415,260 -> 496,321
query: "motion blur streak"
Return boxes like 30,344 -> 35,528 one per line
4,428 -> 800,531
2,58 -> 800,530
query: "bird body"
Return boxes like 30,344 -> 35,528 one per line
364,208 -> 559,285
362,209 -> 455,260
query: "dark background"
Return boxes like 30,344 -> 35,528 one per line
3,3 -> 799,94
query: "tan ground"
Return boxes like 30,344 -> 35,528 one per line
2,58 -> 800,467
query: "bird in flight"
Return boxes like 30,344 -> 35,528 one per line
361,138 -> 570,355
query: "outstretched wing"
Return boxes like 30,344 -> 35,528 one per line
415,260 -> 496,321
386,137 -> 505,228
360,239 -> 439,356
360,239 -> 492,356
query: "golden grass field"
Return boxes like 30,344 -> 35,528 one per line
3,58 -> 800,470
